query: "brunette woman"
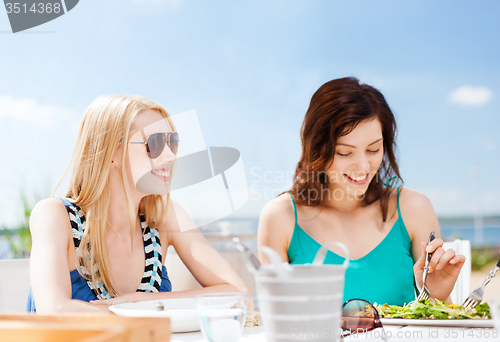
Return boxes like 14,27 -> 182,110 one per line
258,77 -> 465,305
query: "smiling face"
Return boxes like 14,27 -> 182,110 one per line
126,109 -> 177,195
325,118 -> 384,199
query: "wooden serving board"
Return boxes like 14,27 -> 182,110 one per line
0,313 -> 170,342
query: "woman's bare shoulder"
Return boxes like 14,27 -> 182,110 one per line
398,187 -> 435,212
258,194 -> 296,241
397,187 -> 438,237
30,198 -> 72,239
258,194 -> 296,262
259,193 -> 296,225
30,198 -> 69,222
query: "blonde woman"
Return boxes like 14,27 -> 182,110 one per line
27,95 -> 250,313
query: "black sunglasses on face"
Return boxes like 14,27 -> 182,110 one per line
342,298 -> 386,338
129,132 -> 179,159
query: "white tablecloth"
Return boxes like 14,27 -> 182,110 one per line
170,325 -> 499,342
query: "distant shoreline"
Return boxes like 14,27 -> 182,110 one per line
1,216 -> 500,234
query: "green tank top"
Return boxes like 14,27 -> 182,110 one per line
287,188 -> 415,306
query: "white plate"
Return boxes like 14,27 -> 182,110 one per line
109,298 -> 200,333
380,318 -> 494,328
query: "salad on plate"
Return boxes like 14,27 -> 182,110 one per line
375,299 -> 491,320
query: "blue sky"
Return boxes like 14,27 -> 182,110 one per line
0,0 -> 499,227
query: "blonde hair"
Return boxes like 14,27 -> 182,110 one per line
55,94 -> 176,297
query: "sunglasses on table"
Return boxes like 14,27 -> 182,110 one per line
129,132 -> 179,159
342,298 -> 386,338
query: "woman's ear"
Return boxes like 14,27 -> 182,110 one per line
110,146 -> 123,169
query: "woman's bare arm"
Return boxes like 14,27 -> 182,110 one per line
91,199 -> 253,308
257,195 -> 295,264
29,198 -> 109,313
400,188 -> 465,302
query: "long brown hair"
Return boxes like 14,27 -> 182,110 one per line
288,77 -> 402,221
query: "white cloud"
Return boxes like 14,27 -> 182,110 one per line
420,187 -> 464,203
0,95 -> 72,128
482,191 -> 500,204
357,72 -> 392,89
449,85 -> 493,106
483,140 -> 497,152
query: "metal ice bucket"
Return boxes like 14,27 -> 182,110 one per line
255,242 -> 349,342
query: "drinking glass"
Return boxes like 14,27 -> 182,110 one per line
491,298 -> 500,330
194,292 -> 248,342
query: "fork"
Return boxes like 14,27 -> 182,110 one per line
417,231 -> 436,301
233,237 -> 261,273
462,257 -> 500,309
